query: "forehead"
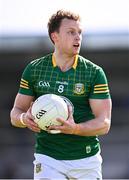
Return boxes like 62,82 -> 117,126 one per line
60,18 -> 82,30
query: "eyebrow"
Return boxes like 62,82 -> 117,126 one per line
67,27 -> 82,31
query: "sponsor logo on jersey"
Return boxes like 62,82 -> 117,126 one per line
74,83 -> 85,95
86,145 -> 91,154
39,81 -> 50,87
56,81 -> 68,85
35,163 -> 42,173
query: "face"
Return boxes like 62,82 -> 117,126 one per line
52,18 -> 82,56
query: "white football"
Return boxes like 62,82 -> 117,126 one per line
31,94 -> 68,132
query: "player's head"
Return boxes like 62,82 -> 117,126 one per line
47,9 -> 81,44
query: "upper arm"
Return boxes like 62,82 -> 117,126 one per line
89,98 -> 112,120
13,93 -> 35,112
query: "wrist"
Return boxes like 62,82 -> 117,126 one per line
72,124 -> 81,135
19,113 -> 27,127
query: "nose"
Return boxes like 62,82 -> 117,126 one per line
75,33 -> 82,41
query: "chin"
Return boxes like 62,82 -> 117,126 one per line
69,50 -> 80,57
73,51 -> 80,55
75,48 -> 80,54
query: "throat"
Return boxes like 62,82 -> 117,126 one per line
52,53 -> 76,72
58,60 -> 74,72
59,65 -> 71,72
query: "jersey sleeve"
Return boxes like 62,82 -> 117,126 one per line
18,63 -> 35,96
89,67 -> 111,99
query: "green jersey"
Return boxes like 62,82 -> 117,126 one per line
19,53 -> 110,160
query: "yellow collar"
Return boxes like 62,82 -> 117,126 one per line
52,54 -> 78,69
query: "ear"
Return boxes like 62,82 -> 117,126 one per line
51,32 -> 58,43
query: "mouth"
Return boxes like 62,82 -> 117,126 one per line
73,43 -> 80,48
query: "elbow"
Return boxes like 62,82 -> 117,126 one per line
103,126 -> 110,135
102,118 -> 111,135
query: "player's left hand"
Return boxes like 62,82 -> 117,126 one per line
48,105 -> 79,135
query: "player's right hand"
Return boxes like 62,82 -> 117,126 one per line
22,106 -> 41,133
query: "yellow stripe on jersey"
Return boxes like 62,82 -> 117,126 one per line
20,84 -> 29,89
94,84 -> 109,94
94,87 -> 108,91
94,90 -> 109,94
52,54 -> 56,67
94,84 -> 107,87
20,81 -> 29,86
21,78 -> 28,84
73,55 -> 78,69
20,79 -> 29,89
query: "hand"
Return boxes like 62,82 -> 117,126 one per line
22,106 -> 41,133
48,105 -> 79,135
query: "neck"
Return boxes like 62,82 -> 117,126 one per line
53,51 -> 76,72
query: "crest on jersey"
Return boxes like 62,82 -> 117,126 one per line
74,83 -> 85,95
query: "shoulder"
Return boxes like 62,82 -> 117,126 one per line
29,53 -> 52,68
78,55 -> 101,71
22,53 -> 52,80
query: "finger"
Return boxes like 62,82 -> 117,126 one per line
29,126 -> 41,133
48,124 -> 65,133
26,118 -> 39,128
48,125 -> 60,130
49,130 -> 61,134
27,118 -> 41,132
56,117 -> 66,124
25,108 -> 36,123
68,105 -> 73,118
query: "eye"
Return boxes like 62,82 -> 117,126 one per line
68,30 -> 75,35
78,30 -> 82,35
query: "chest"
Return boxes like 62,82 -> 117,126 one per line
32,67 -> 93,100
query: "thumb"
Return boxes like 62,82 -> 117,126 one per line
68,105 -> 73,119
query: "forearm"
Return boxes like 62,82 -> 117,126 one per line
10,107 -> 26,128
74,117 -> 111,136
